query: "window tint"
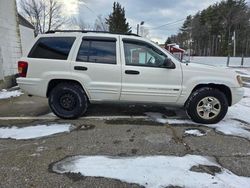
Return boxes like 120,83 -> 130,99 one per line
77,39 -> 116,64
28,37 -> 75,60
123,40 -> 166,67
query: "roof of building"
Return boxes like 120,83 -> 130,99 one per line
167,43 -> 185,52
18,13 -> 35,29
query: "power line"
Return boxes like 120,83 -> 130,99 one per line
79,0 -> 98,17
149,18 -> 186,30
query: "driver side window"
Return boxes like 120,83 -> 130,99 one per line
123,40 -> 166,67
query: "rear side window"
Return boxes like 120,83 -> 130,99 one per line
28,37 -> 75,60
76,39 -> 116,64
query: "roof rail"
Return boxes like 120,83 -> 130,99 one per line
45,30 -> 140,37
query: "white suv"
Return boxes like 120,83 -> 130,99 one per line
17,31 -> 244,124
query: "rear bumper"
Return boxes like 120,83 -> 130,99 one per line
16,78 -> 47,97
231,87 -> 244,105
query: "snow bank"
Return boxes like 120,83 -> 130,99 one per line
0,89 -> 23,99
52,155 -> 250,188
0,124 -> 73,140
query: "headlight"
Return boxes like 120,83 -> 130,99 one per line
237,75 -> 243,87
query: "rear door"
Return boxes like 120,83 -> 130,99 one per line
120,38 -> 182,104
71,35 -> 121,101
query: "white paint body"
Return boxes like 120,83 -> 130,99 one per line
17,32 -> 244,107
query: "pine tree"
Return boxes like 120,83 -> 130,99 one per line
106,2 -> 131,34
165,37 -> 172,45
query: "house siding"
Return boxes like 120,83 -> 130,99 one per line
0,0 -> 22,88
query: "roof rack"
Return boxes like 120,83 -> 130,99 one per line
45,30 -> 140,37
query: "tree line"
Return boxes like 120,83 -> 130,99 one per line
166,0 -> 250,57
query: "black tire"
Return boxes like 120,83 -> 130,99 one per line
186,87 -> 228,124
48,82 -> 88,119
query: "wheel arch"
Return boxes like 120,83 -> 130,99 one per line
186,83 -> 232,107
46,79 -> 90,100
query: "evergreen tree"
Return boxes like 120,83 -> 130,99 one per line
165,37 -> 172,45
106,2 -> 131,33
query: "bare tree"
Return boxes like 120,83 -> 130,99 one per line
20,0 -> 66,35
94,15 -> 108,31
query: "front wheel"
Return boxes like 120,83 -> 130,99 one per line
186,87 -> 228,124
48,83 -> 88,119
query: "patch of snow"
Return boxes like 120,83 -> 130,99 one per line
185,129 -> 206,137
145,112 -> 193,125
207,120 -> 250,140
145,112 -> 168,124
30,153 -> 41,157
45,112 -> 57,117
52,155 -> 250,188
0,89 -> 23,99
0,124 -> 73,140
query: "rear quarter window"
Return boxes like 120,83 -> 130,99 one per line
28,37 -> 76,60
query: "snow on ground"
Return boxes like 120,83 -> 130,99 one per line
189,56 -> 250,67
0,124 -> 73,140
52,155 -> 250,188
184,129 -> 206,137
146,87 -> 250,140
0,89 -> 23,99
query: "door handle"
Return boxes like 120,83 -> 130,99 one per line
74,66 -> 88,71
125,70 -> 140,75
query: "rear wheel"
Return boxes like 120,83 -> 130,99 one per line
48,83 -> 88,119
186,87 -> 228,124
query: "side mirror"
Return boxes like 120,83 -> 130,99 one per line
163,58 -> 176,69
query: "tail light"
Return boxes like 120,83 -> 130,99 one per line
18,61 -> 28,77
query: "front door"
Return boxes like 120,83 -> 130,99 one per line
120,38 -> 182,104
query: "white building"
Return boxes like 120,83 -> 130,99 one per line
18,13 -> 35,54
0,0 -> 34,89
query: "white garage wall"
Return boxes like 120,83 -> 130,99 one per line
0,0 -> 22,78
19,25 -> 34,55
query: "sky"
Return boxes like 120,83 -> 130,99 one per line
17,0 -> 234,43
58,0 -> 223,43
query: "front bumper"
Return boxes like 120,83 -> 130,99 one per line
231,87 -> 244,105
